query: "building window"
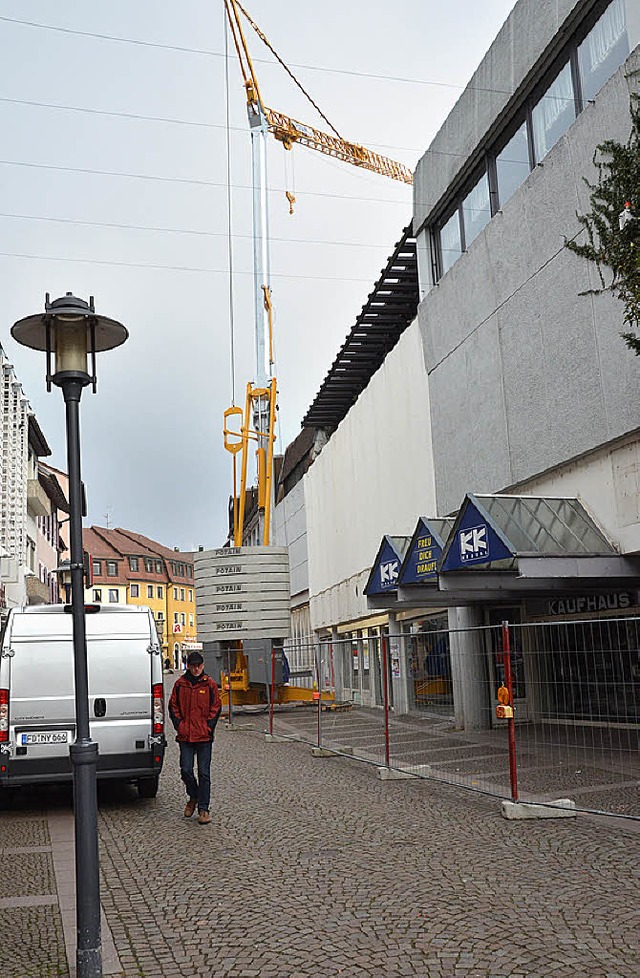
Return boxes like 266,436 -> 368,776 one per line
428,0 -> 631,285
461,171 -> 491,248
439,209 -> 462,275
157,611 -> 164,621
174,612 -> 179,624
180,588 -> 185,601
108,589 -> 119,603
531,60 -> 576,162
180,613 -> 186,626
93,588 -> 102,602
496,121 -> 531,208
144,558 -> 153,573
129,556 -> 139,571
174,587 -> 178,600
130,584 -> 139,598
578,0 -> 629,104
93,559 -> 102,577
157,585 -> 164,598
106,560 -> 117,577
189,614 -> 194,627
188,589 -> 193,602
147,585 -> 154,599
155,560 -> 162,573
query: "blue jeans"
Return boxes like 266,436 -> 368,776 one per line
179,741 -> 212,812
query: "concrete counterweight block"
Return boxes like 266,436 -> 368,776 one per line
501,798 -> 577,820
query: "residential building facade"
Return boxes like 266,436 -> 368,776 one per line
0,345 -> 67,611
83,526 -> 197,666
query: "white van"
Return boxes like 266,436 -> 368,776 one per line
0,604 -> 165,798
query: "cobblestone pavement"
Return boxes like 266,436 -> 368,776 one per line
271,705 -> 640,817
2,711 -> 640,977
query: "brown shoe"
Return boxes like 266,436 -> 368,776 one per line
197,810 -> 211,825
183,798 -> 197,818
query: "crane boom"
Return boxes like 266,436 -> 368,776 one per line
225,0 -> 413,185
264,107 -> 413,184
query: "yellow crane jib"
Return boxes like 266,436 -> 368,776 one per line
264,107 -> 413,185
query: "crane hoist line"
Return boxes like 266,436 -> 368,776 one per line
223,0 -> 413,552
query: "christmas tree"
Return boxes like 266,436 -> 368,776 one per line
566,95 -> 640,353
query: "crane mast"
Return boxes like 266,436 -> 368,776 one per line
223,0 -> 412,548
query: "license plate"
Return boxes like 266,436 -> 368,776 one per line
20,731 -> 69,746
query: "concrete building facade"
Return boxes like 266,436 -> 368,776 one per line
279,0 -> 640,723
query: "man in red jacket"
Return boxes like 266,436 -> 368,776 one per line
168,651 -> 222,825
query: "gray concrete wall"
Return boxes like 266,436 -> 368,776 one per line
413,0 -> 584,230
417,48 -> 640,516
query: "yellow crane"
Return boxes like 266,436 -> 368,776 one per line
223,0 -> 413,549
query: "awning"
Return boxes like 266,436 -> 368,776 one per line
369,495 -> 640,610
363,536 -> 410,598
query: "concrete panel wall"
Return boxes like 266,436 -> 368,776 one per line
413,0 -> 582,230
418,51 -> 640,516
273,479 -> 308,600
513,431 -> 640,554
305,321 -> 436,632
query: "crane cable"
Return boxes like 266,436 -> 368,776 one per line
235,1 -> 343,139
224,10 -> 236,407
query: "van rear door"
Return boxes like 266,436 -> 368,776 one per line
7,609 -> 75,773
86,608 -> 154,760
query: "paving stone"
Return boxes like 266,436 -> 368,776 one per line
2,714 -> 640,977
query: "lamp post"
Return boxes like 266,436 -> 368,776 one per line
12,293 -> 127,978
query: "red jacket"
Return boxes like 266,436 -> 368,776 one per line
168,672 -> 222,743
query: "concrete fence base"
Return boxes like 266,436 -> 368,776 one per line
501,798 -> 577,820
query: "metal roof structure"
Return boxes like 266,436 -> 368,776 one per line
477,494 -> 615,555
301,224 -> 418,433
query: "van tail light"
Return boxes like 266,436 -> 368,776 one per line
152,683 -> 164,735
0,689 -> 9,743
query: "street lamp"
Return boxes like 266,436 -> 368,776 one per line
12,293 -> 127,978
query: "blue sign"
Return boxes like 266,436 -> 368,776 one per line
441,496 -> 513,572
399,518 -> 442,585
364,537 -> 406,595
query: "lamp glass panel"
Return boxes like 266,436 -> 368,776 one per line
54,322 -> 88,373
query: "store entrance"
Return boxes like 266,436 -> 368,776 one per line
528,616 -> 640,724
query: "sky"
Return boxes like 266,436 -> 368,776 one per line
0,0 -> 517,550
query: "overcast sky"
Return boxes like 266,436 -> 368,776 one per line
1,0 -> 516,550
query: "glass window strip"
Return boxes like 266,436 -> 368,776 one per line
431,0 -> 628,283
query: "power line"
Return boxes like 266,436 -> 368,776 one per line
0,94 -> 423,156
0,158 -> 409,205
0,13 -> 520,99
0,209 -> 395,249
0,249 -> 380,283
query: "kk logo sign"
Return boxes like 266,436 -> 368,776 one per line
459,524 -> 488,563
380,560 -> 399,586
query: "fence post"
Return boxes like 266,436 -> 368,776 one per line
381,634 -> 391,769
314,640 -> 322,748
226,648 -> 234,726
502,620 -> 519,802
269,646 -> 276,737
